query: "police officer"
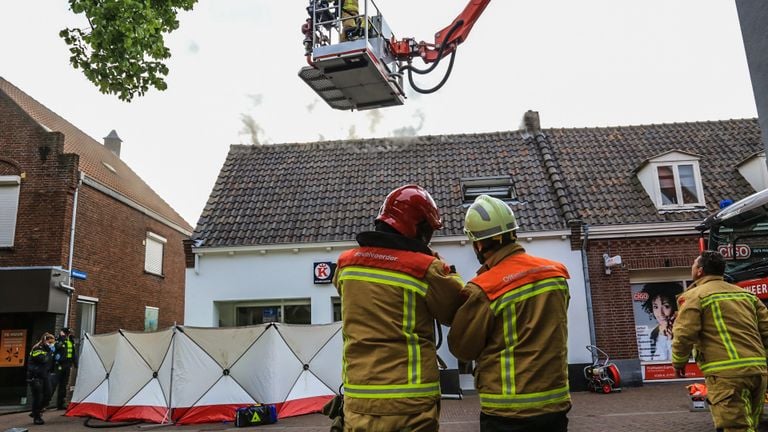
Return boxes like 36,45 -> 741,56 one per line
448,195 -> 571,431
672,250 -> 768,432
52,327 -> 78,410
28,333 -> 55,425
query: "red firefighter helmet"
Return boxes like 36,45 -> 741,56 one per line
376,185 -> 443,238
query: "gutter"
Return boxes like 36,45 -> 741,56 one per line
64,171 -> 83,327
580,224 -> 597,349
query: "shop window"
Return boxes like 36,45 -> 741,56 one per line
0,176 -> 21,247
144,232 -> 166,276
236,300 -> 311,326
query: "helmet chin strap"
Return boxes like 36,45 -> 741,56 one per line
472,242 -> 488,264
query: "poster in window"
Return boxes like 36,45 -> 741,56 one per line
633,282 -> 683,362
144,307 -> 159,332
631,282 -> 702,380
0,329 -> 26,367
262,307 -> 278,323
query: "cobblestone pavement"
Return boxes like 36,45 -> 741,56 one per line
2,383 -> 767,431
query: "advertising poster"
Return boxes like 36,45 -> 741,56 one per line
0,329 -> 27,367
631,281 -> 702,381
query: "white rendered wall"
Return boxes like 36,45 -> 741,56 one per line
185,236 -> 591,364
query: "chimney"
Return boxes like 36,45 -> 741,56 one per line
522,110 -> 541,135
103,130 -> 123,157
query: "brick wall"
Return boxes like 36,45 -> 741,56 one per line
0,91 -> 186,334
66,187 -> 187,333
0,92 -> 78,266
586,235 -> 700,359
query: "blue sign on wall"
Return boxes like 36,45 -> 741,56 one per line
71,269 -> 87,280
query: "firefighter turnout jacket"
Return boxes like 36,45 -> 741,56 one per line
671,275 -> 768,377
448,243 -> 571,419
333,231 -> 465,415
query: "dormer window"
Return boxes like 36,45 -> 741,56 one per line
657,163 -> 702,206
635,150 -> 705,210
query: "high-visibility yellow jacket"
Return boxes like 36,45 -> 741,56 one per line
671,275 -> 768,377
334,240 -> 464,415
448,243 -> 571,419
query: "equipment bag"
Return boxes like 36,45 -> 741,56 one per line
234,404 -> 278,427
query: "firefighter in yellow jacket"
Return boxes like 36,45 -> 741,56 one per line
333,184 -> 465,431
672,250 -> 768,432
448,195 -> 571,432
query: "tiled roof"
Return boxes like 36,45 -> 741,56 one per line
0,77 -> 192,233
195,132 -> 571,247
195,118 -> 763,248
547,119 -> 762,225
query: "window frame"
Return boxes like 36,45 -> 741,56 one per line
0,175 -> 21,248
331,297 -> 342,322
460,175 -> 517,205
234,299 -> 312,326
144,232 -> 166,276
652,161 -> 705,209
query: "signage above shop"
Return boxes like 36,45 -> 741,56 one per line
313,262 -> 336,284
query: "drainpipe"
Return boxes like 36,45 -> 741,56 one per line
64,171 -> 84,327
581,223 -> 597,351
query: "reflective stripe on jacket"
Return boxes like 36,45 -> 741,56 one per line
672,275 -> 768,377
448,243 -> 571,418
334,245 -> 464,415
28,345 -> 53,378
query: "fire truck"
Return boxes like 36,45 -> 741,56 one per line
697,188 -> 768,302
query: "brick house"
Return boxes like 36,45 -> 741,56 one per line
542,116 -> 765,383
0,78 -> 193,404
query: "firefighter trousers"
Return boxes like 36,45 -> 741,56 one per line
706,374 -> 768,432
343,402 -> 439,432
479,410 -> 568,432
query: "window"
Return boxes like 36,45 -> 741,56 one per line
235,299 -> 311,326
332,297 -> 342,322
77,298 -> 97,342
144,306 -> 159,332
655,163 -> 703,207
0,176 -> 21,247
144,232 -> 166,275
460,176 -> 517,205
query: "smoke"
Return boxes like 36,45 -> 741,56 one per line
391,109 -> 426,137
347,125 -> 359,140
247,94 -> 263,107
367,109 -> 383,134
240,114 -> 265,145
306,99 -> 319,113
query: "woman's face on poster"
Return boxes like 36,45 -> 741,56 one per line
652,295 -> 673,323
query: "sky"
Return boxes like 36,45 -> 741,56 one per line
0,1 -> 758,227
